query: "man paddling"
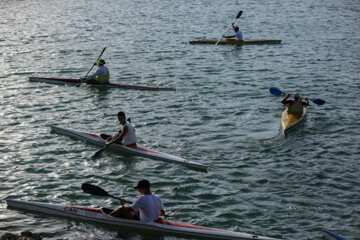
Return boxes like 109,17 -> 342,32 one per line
223,23 -> 243,40
109,179 -> 166,222
101,111 -> 137,147
82,59 -> 110,83
282,93 -> 309,114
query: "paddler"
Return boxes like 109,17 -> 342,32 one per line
109,179 -> 166,222
101,111 -> 137,147
223,23 -> 243,40
282,93 -> 309,114
82,59 -> 110,83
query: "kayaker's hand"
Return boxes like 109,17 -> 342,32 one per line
80,77 -> 85,81
120,198 -> 126,206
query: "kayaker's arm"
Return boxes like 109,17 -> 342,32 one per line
160,209 -> 166,217
116,125 -> 128,143
302,98 -> 309,107
223,35 -> 235,39
281,94 -> 292,105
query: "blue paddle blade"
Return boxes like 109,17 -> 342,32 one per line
269,88 -> 283,96
312,99 -> 326,105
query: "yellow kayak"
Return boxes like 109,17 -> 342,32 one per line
281,107 -> 307,132
189,39 -> 282,45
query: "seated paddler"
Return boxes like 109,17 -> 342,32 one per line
83,59 -> 110,83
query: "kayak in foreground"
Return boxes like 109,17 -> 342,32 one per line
281,107 -> 307,133
29,77 -> 175,91
323,229 -> 349,240
189,39 -> 282,45
7,200 -> 281,240
50,126 -> 208,171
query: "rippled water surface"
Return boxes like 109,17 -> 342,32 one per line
1,0 -> 359,239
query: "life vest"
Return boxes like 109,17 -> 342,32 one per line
288,100 -> 304,114
96,69 -> 110,83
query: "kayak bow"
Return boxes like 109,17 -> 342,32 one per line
7,199 -> 281,240
281,107 -> 307,132
50,126 -> 208,171
323,229 -> 349,240
29,77 -> 175,91
189,39 -> 281,45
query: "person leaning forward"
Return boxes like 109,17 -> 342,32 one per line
109,179 -> 166,222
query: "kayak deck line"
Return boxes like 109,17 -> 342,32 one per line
189,39 -> 282,45
29,77 -> 176,91
322,229 -> 349,240
281,107 -> 307,133
50,126 -> 208,171
7,199 -> 282,240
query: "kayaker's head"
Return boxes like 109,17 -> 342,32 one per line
117,111 -> 127,125
96,59 -> 106,66
234,26 -> 239,32
134,179 -> 151,195
294,92 -> 301,101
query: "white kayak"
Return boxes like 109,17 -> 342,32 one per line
7,199 -> 281,240
50,126 -> 208,171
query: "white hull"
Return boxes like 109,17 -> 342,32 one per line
50,126 -> 208,171
7,200 -> 281,240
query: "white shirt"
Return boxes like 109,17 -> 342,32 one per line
86,65 -> 109,80
122,121 -> 137,146
131,194 -> 164,222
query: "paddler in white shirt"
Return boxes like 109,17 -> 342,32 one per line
109,179 -> 165,222
83,59 -> 110,83
116,111 -> 137,146
223,24 -> 243,40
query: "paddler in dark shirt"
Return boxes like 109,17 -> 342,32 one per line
282,93 -> 309,114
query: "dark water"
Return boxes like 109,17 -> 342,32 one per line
0,0 -> 359,239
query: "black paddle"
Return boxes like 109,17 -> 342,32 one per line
91,133 -> 120,160
269,87 -> 326,105
215,10 -> 243,45
81,183 -> 132,204
77,47 -> 107,87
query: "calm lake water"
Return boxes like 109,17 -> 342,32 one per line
1,0 -> 359,239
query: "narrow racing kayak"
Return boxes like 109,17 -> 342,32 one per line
189,39 -> 281,45
50,126 -> 207,171
323,229 -> 349,240
281,107 -> 307,132
29,77 -> 175,91
7,199 -> 281,240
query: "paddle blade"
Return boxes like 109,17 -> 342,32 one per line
236,11 -> 243,19
82,183 -> 110,197
91,149 -> 104,160
312,99 -> 326,105
270,87 -> 283,96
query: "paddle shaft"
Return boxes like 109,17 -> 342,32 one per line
91,133 -> 121,160
215,11 -> 242,45
82,183 -> 132,204
77,47 -> 106,86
